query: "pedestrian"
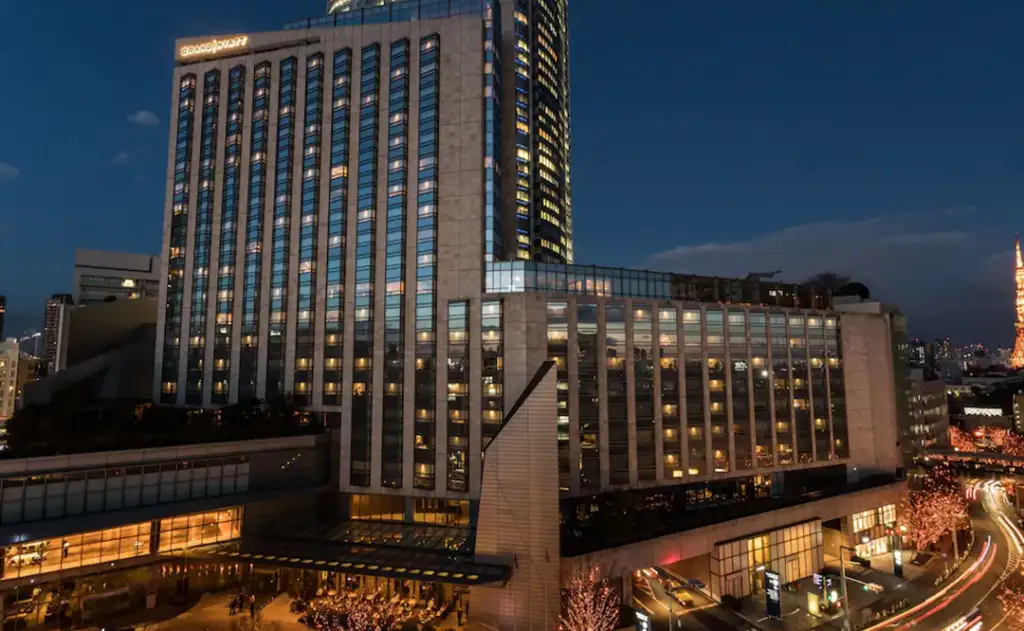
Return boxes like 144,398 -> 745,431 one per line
230,599 -> 236,616
457,609 -> 463,626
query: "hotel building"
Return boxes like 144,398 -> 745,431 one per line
0,1 -> 906,629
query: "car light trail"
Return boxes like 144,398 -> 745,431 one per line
862,536 -> 995,631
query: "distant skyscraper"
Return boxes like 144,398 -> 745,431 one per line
41,293 -> 73,373
1011,234 -> 1024,369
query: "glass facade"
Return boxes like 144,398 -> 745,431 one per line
791,315 -> 812,464
729,310 -> 751,471
483,0 -> 503,261
606,302 -> 628,486
707,309 -> 728,473
486,262 -> 671,300
382,40 -> 410,488
772,313 -> 794,465
157,507 -> 243,552
827,317 -> 849,458
161,74 -> 197,403
213,66 -> 246,404
683,309 -> 706,476
295,54 -> 325,406
266,57 -> 298,399
481,300 -> 504,446
413,34 -> 440,491
633,305 -> 656,482
751,313 -> 772,468
446,301 -> 469,492
659,307 -> 682,480
323,49 -> 352,406
577,302 -> 600,491
3,522 -> 153,580
351,44 -> 381,487
185,70 -> 220,405
546,301 -> 569,491
711,520 -> 823,599
240,62 -> 272,401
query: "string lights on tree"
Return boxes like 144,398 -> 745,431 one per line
560,566 -> 621,631
900,468 -> 968,558
998,582 -> 1024,631
948,426 -> 976,452
307,593 -> 408,631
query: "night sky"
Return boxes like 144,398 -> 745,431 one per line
0,0 -> 1019,346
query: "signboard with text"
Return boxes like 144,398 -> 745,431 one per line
765,569 -> 782,619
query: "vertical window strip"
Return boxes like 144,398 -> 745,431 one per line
683,309 -> 705,475
512,1 -> 531,260
483,0 -> 503,262
728,309 -> 751,470
239,62 -> 272,401
546,301 -> 569,491
186,70 -> 221,405
606,302 -> 628,486
266,57 -> 298,400
161,74 -> 197,403
381,39 -> 410,489
658,307 -> 681,480
771,312 -> 794,465
633,304 -> 656,481
212,66 -> 246,404
447,301 -> 469,492
413,34 -> 440,491
323,49 -> 352,406
481,300 -> 504,446
293,53 -> 324,406
577,302 -> 600,491
350,44 -> 381,488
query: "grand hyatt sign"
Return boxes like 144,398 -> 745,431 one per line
179,35 -> 249,59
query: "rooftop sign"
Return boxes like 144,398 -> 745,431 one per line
179,35 -> 249,60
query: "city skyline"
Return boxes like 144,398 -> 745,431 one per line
1,0 -> 1021,344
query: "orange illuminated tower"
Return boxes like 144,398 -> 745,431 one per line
1011,234 -> 1024,369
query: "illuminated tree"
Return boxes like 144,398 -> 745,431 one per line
949,426 -> 976,452
998,583 -> 1024,631
308,593 -> 409,631
900,469 -> 968,557
561,566 -> 621,631
1002,431 -> 1024,458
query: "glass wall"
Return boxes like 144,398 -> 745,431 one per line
577,303 -> 601,491
809,316 -> 830,461
446,301 -> 469,492
381,39 -> 410,488
266,57 -> 297,399
659,307 -> 682,480
481,300 -> 504,446
751,312 -> 772,467
826,317 -> 849,458
707,309 -> 728,473
483,0 -> 503,261
161,74 -> 197,403
547,301 -> 570,491
633,304 -> 656,482
213,65 -> 246,404
710,520 -> 823,599
158,508 -> 243,552
351,44 -> 381,487
3,522 -> 153,580
790,315 -> 812,464
239,63 -> 271,401
683,309 -> 705,476
729,309 -> 751,471
0,459 -> 250,525
323,49 -> 352,406
485,262 -> 671,299
413,34 -> 440,490
771,313 -> 794,465
294,53 -> 325,406
606,302 -> 628,485
186,69 -> 220,405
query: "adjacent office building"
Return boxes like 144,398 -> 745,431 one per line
40,294 -> 73,373
73,249 -> 161,306
75,0 -> 909,627
0,339 -> 19,423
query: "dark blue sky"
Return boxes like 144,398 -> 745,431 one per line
0,0 -> 1019,345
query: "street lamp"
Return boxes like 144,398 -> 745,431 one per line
839,545 -> 855,631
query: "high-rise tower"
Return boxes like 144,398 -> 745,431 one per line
1011,233 -> 1024,369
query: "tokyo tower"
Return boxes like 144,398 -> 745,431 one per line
1011,234 -> 1024,369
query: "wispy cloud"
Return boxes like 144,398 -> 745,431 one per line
126,110 -> 159,126
647,212 -> 1013,345
0,162 -> 20,181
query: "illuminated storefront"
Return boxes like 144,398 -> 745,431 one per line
852,504 -> 896,559
1,508 -> 242,582
711,520 -> 824,599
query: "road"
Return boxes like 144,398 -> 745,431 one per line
864,479 -> 1024,631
